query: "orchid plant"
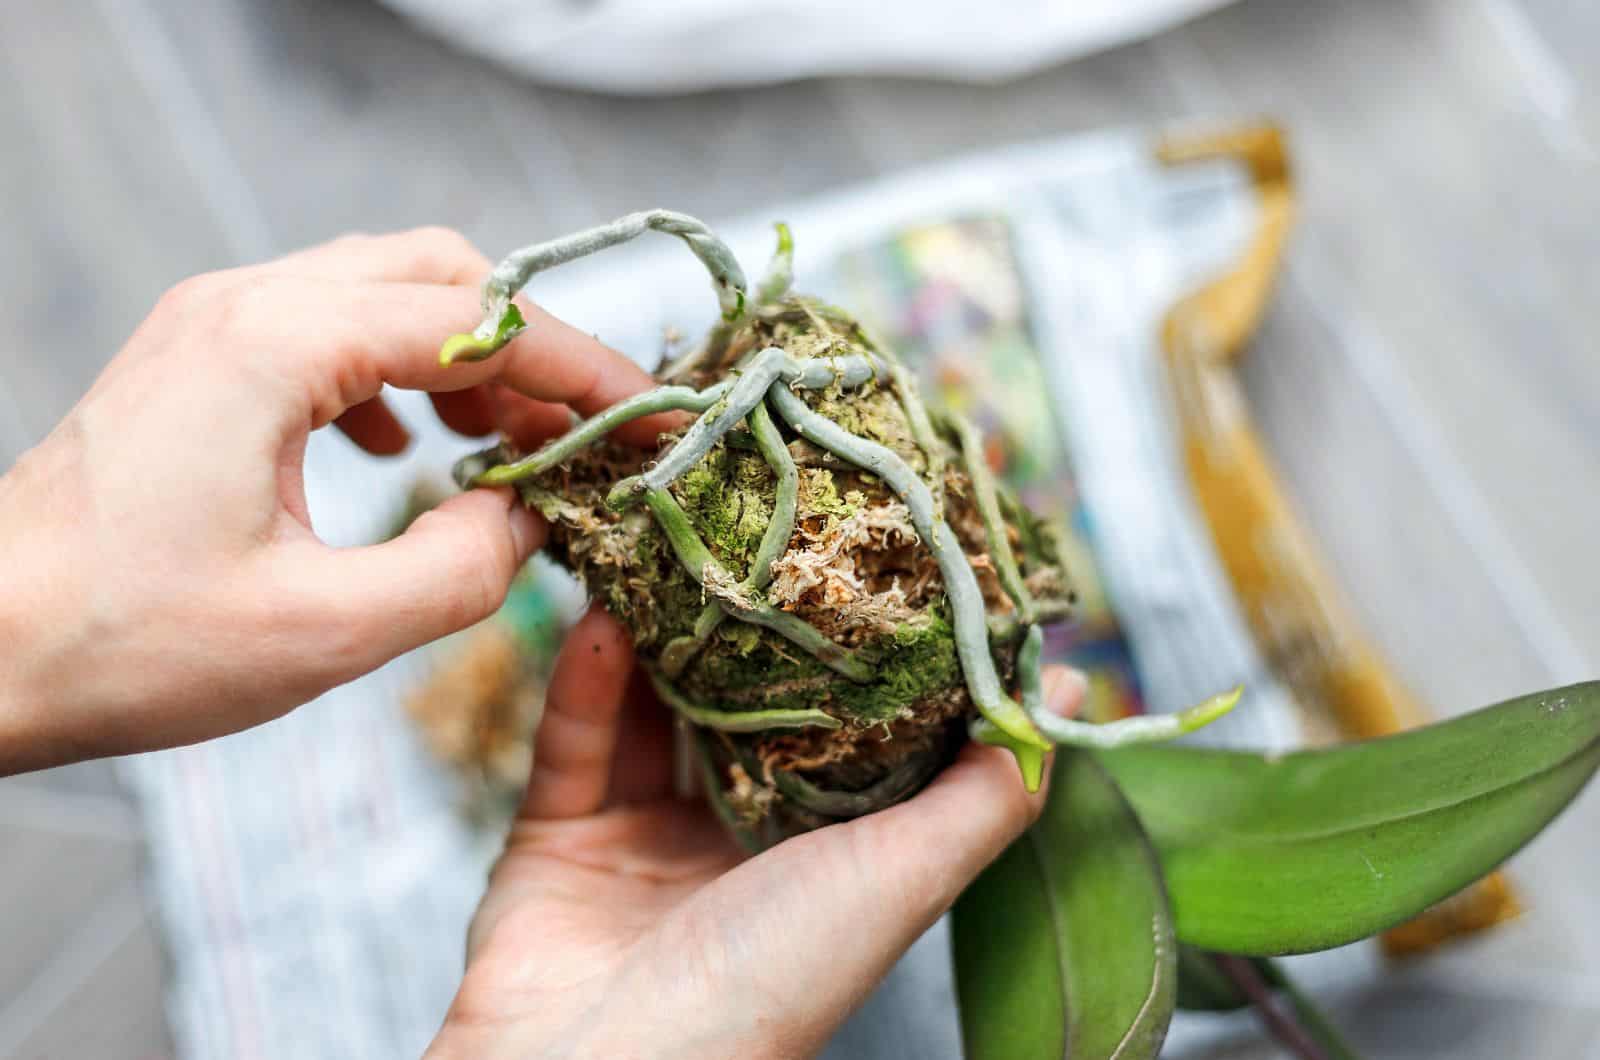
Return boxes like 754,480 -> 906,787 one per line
440,211 -> 1600,1059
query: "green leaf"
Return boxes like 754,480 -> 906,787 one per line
953,752 -> 1176,1059
1100,681 -> 1600,955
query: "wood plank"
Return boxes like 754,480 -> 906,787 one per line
132,0 -> 562,253
1167,0 -> 1599,684
1241,268 -> 1557,712
2,891 -> 172,1060
125,0 -> 875,277
828,41 -> 1181,173
1160,0 -> 1600,971
1485,0 -> 1600,154
0,821 -> 141,1008
0,1 -> 238,460
518,78 -> 878,228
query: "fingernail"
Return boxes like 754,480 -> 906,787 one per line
1042,667 -> 1089,717
508,503 -> 543,559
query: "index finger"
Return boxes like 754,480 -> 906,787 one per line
265,226 -> 492,286
262,230 -> 681,445
421,294 -> 686,445
234,278 -> 674,444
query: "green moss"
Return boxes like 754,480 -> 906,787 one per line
811,385 -> 923,470
719,621 -> 763,656
672,444 -> 775,578
831,610 -> 962,722
686,636 -> 829,710
587,519 -> 705,650
681,607 -> 962,725
796,468 -> 856,518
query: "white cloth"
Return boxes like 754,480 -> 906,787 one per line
378,0 -> 1236,94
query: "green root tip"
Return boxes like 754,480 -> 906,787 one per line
606,477 -> 648,511
1016,746 -> 1046,791
1177,684 -> 1244,733
474,464 -> 517,487
984,702 -> 1053,753
972,721 -> 1048,791
1026,683 -> 1244,750
439,305 -> 528,366
438,332 -> 498,365
451,448 -> 501,490
774,221 -> 793,254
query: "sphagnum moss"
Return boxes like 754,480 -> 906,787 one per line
444,211 -> 1237,848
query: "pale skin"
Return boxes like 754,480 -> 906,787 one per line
0,228 -> 1083,1058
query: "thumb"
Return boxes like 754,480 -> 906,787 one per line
283,488 -> 545,681
712,666 -> 1087,1048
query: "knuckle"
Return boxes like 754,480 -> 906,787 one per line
567,355 -> 607,410
209,273 -> 294,336
409,225 -> 485,278
154,273 -> 224,316
411,224 -> 472,251
331,229 -> 375,248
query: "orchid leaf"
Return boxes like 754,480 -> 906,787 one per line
1100,682 -> 1600,955
953,752 -> 1175,1059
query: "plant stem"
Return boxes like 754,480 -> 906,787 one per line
986,601 -> 1073,644
950,412 -> 1035,623
668,400 -> 800,676
641,485 -> 874,682
887,359 -> 948,517
741,401 -> 800,591
649,671 -> 840,733
769,752 -> 940,818
689,729 -> 763,853
443,210 -> 750,366
672,716 -> 697,800
465,382 -> 732,487
666,220 -> 798,381
765,384 -> 1051,766
755,222 -> 794,305
607,349 -> 883,511
1278,970 -> 1363,1060
1013,627 -> 1242,749
1211,955 -> 1359,1060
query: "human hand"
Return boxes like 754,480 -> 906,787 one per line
0,229 -> 677,773
426,606 -> 1085,1060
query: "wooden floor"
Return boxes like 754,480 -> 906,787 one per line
1,0 -> 1596,1055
